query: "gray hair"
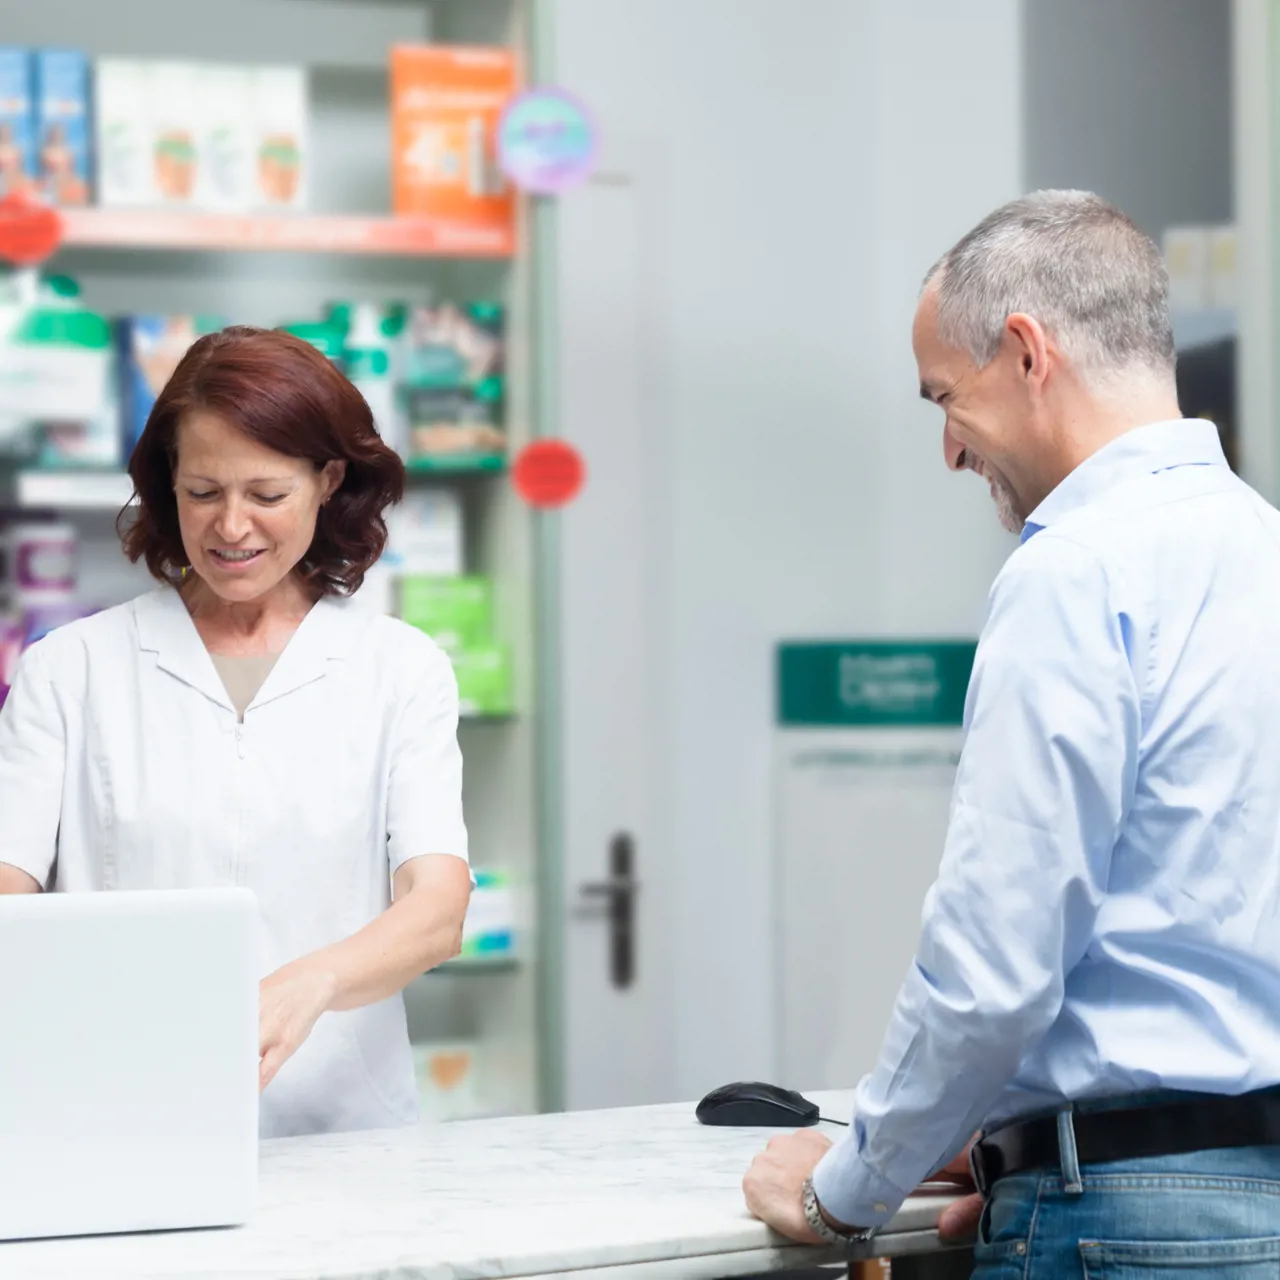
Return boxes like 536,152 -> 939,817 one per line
924,190 -> 1175,385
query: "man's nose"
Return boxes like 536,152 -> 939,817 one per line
943,424 -> 968,473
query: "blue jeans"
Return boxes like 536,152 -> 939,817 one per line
973,1114 -> 1280,1277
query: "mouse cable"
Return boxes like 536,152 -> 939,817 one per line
818,1114 -> 850,1126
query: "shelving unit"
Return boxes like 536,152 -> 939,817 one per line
1170,306 -> 1237,352
14,470 -> 136,511
1,0 -> 547,1122
59,208 -> 514,258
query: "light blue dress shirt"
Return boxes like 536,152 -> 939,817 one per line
813,420 -> 1280,1229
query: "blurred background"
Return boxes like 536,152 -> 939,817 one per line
0,0 -> 1262,1123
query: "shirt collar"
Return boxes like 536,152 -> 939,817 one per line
1021,418 -> 1227,543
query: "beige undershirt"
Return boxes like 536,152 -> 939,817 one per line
209,652 -> 282,722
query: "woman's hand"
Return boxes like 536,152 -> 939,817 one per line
258,963 -> 337,1091
255,856 -> 469,1092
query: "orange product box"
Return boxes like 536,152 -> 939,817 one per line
390,45 -> 516,233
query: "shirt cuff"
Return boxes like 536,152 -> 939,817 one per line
812,1137 -> 909,1231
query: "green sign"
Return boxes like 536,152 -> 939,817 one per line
777,641 -> 977,728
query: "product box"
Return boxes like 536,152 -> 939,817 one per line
403,384 -> 504,465
281,320 -> 345,365
95,60 -> 157,206
390,45 -> 515,234
412,1039 -> 482,1123
149,61 -> 201,205
399,575 -> 492,652
450,644 -> 512,717
401,301 -> 505,464
0,48 -> 36,199
116,316 -> 224,464
32,49 -> 90,206
252,66 -> 307,210
0,291 -> 116,464
382,490 -> 464,578
461,869 -> 515,956
1207,225 -> 1238,310
1163,226 -> 1210,313
197,64 -> 255,210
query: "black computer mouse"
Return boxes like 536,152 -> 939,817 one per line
695,1080 -> 820,1127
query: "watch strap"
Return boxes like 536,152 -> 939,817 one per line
801,1176 -> 876,1248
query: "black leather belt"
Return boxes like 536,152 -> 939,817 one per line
970,1086 -> 1280,1197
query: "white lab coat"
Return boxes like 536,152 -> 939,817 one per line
0,587 -> 469,1138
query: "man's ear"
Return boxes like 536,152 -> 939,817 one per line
1005,312 -> 1052,390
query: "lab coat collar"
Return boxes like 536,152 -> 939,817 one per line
133,587 -> 368,713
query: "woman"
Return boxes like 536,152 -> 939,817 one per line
0,326 -> 472,1139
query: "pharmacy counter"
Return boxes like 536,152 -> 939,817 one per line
2,1091 -> 961,1280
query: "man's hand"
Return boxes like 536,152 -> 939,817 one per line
918,1140 -> 983,1243
258,962 -> 337,1091
743,1129 -> 839,1245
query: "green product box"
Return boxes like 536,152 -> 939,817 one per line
399,576 -> 492,653
451,646 -> 512,718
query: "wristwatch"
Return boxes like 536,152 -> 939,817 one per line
801,1177 -> 876,1248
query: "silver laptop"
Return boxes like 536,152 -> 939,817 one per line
0,887 -> 259,1240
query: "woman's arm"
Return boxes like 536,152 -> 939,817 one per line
0,863 -> 41,894
257,853 -> 471,1089
0,643 -> 65,893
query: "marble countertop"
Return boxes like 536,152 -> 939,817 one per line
2,1091 -> 958,1280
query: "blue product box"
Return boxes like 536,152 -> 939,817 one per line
116,316 -> 224,464
0,48 -> 36,199
31,49 -> 91,206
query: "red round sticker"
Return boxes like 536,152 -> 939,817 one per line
0,192 -> 63,266
512,439 -> 586,509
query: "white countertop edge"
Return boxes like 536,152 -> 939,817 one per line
0,1093 -> 963,1278
509,1229 -> 967,1280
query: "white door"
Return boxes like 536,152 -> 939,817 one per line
554,139 -> 676,1110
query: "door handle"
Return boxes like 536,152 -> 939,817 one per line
575,832 -> 637,989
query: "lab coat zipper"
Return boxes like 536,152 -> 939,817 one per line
232,720 -> 245,884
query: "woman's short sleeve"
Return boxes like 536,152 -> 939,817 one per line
386,635 -> 469,874
0,643 -> 66,887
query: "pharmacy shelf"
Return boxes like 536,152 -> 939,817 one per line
57,208 -> 515,259
433,956 -> 520,976
15,470 -> 136,510
15,461 -> 505,511
406,454 -> 507,476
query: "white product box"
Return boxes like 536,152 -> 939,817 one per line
383,489 -> 464,578
461,875 -> 515,954
1207,225 -> 1238,311
1163,226 -> 1211,313
412,1040 -> 482,1123
95,60 -> 155,206
197,64 -> 255,211
148,62 -> 201,207
251,66 -> 307,210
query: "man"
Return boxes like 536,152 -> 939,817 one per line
744,191 -> 1280,1274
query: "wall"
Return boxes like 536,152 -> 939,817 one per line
553,0 -> 1021,1099
1023,0 -> 1233,237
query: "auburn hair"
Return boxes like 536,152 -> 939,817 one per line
119,325 -> 405,596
